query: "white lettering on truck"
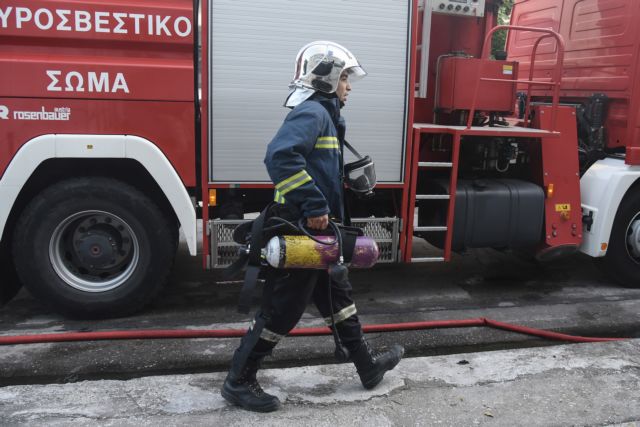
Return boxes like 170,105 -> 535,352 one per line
47,70 -> 130,94
46,70 -> 62,92
0,8 -> 11,28
113,12 -> 127,34
0,6 -> 192,37
89,72 -> 109,92
75,10 -> 91,32
34,8 -> 54,30
56,9 -> 71,31
12,106 -> 71,121
0,105 -> 8,119
15,7 -> 31,28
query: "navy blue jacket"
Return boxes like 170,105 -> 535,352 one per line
264,94 -> 345,220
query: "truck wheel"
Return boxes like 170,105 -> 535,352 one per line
12,177 -> 176,318
0,242 -> 22,305
602,188 -> 640,288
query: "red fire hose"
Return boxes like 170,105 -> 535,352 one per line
0,317 -> 626,346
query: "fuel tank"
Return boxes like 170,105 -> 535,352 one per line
418,179 -> 544,251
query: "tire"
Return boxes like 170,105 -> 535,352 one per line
602,187 -> 640,288
0,242 -> 22,305
12,177 -> 176,318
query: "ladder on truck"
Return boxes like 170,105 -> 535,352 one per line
404,25 -> 567,263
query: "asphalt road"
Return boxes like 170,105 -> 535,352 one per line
1,238 -> 640,386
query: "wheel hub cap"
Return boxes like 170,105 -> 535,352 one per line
626,217 -> 640,260
49,210 -> 139,292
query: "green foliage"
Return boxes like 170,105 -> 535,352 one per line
491,0 -> 515,54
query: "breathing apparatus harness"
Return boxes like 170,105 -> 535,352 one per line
225,203 -> 364,362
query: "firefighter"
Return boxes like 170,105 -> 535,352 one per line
221,41 -> 404,412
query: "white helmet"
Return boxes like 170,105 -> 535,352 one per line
285,41 -> 366,107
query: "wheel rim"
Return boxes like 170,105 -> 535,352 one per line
49,210 -> 140,292
625,212 -> 640,263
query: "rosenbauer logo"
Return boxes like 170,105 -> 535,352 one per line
0,106 -> 72,121
0,6 -> 192,38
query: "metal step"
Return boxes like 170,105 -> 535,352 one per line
418,161 -> 453,168
415,194 -> 450,200
411,257 -> 445,262
414,226 -> 447,232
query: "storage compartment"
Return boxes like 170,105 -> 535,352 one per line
418,179 -> 544,251
436,57 -> 518,113
207,0 -> 411,183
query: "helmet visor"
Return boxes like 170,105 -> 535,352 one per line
345,64 -> 367,82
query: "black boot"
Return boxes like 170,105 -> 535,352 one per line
221,351 -> 280,412
350,338 -> 404,390
221,324 -> 281,413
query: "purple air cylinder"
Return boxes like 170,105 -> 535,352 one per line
262,235 -> 379,269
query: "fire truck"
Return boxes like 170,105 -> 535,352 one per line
1,0 -> 639,318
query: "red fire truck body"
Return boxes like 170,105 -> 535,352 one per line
1,0 -> 639,318
509,0 -> 640,159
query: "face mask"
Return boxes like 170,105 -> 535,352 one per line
343,140 -> 376,196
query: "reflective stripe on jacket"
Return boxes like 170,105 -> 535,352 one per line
264,94 -> 344,220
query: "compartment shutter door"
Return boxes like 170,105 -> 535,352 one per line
208,0 -> 411,182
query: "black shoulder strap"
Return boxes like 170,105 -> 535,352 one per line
340,227 -> 359,264
343,139 -> 363,159
237,206 -> 269,314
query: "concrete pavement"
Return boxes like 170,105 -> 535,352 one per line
2,339 -> 639,426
